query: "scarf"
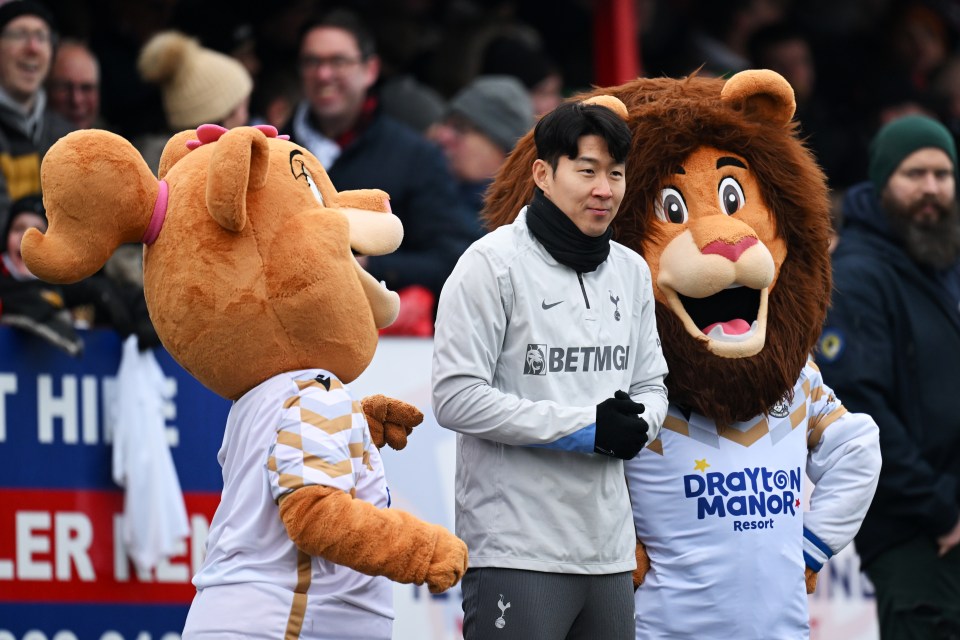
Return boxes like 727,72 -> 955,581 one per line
525,188 -> 612,273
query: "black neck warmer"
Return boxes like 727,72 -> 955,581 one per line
526,188 -> 612,273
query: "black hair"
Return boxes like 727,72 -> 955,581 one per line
297,8 -> 377,60
533,101 -> 631,170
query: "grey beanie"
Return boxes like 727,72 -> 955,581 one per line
448,75 -> 534,151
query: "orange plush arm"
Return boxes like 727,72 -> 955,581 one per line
362,394 -> 423,450
633,539 -> 650,590
279,485 -> 467,593
805,566 -> 819,594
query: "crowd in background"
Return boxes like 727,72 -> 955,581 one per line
3,0 -> 960,349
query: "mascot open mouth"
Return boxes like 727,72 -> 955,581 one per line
664,285 -> 769,357
353,257 -> 400,329
342,206 -> 403,329
679,285 -> 761,341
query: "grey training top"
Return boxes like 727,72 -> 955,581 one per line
432,208 -> 669,574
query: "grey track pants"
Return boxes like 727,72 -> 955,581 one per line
461,567 -> 634,640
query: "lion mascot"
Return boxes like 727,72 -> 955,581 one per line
485,70 -> 882,638
21,123 -> 468,639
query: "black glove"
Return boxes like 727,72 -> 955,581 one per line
594,390 -> 648,460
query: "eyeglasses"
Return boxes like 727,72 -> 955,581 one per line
299,55 -> 364,73
0,29 -> 53,45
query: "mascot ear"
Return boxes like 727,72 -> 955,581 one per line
158,129 -> 197,179
720,69 -> 796,127
582,95 -> 629,120
21,130 -> 158,283
205,127 -> 270,232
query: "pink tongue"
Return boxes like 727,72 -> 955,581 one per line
703,319 -> 751,335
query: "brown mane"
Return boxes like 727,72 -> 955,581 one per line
484,75 -> 832,425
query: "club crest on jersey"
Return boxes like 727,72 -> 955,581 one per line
609,290 -> 621,321
522,343 -> 631,374
768,395 -> 791,418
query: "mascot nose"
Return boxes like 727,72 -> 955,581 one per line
701,236 -> 758,262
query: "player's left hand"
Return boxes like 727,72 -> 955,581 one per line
362,394 -> 423,450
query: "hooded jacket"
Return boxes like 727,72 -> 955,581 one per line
816,181 -> 960,567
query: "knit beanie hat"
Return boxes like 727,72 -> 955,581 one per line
868,114 -> 958,191
448,75 -> 534,152
138,31 -> 252,130
380,75 -> 446,133
3,193 -> 46,243
0,0 -> 56,37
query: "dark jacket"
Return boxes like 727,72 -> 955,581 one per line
816,181 -> 960,567
286,107 -> 475,302
0,91 -> 74,232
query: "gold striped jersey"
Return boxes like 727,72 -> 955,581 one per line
625,361 -> 880,639
187,369 -> 393,639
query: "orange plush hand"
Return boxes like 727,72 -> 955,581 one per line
426,526 -> 469,594
362,394 -> 424,450
280,485 -> 468,591
805,567 -> 819,594
633,540 -> 650,590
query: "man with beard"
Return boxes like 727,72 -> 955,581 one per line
817,114 -> 960,639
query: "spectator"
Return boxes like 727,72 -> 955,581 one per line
480,35 -> 563,117
427,75 -> 534,239
284,8 -> 475,324
0,194 -> 82,354
0,0 -> 73,234
816,114 -> 960,639
931,54 -> 960,150
748,23 -> 867,189
686,0 -> 787,76
136,30 -> 252,173
249,67 -> 301,132
432,98 -> 668,639
887,1 -> 952,93
47,38 -> 102,130
1,192 -> 155,353
379,74 -> 446,134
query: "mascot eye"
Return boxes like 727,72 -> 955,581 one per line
301,167 -> 325,206
655,187 -> 688,224
718,177 -> 745,215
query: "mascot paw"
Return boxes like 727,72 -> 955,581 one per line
633,540 -> 650,590
362,394 -> 424,450
425,527 -> 469,594
805,567 -> 819,594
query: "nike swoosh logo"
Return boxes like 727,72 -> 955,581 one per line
541,300 -> 564,310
